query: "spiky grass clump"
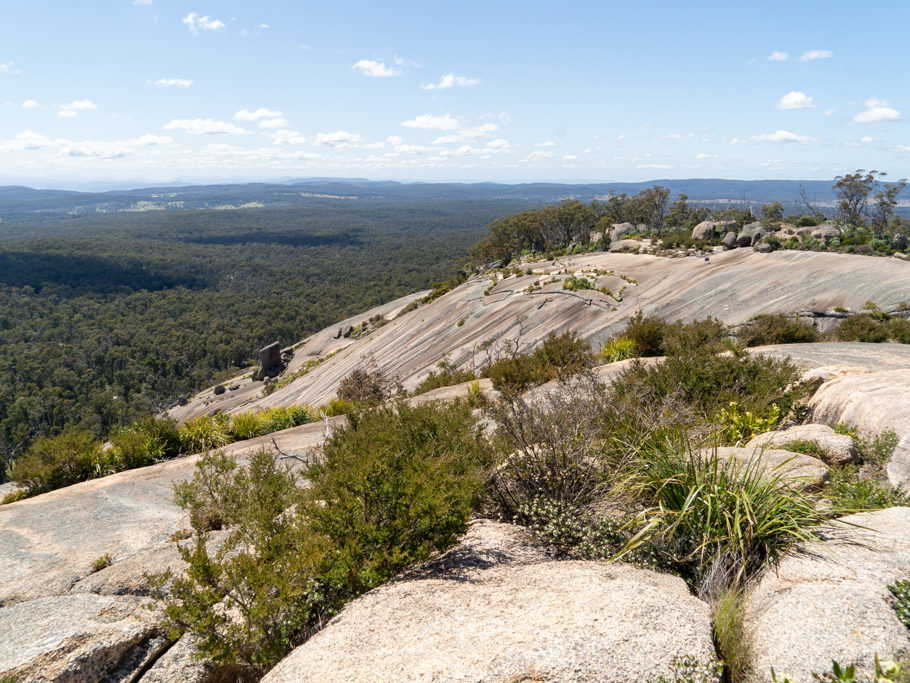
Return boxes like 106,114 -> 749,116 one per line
623,437 -> 833,593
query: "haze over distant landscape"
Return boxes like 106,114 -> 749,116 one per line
1,1 -> 908,188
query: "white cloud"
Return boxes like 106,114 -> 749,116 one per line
767,51 -> 789,62
420,73 -> 480,90
234,107 -> 282,121
696,152 -> 711,159
21,99 -> 37,109
352,59 -> 401,77
182,12 -> 226,35
525,150 -> 554,161
562,154 -> 577,161
777,91 -> 814,110
150,78 -> 193,88
861,136 -> 874,143
486,139 -> 510,149
798,50 -> 833,61
163,118 -> 247,134
636,164 -> 672,170
258,117 -> 288,129
751,129 -> 812,143
313,130 -> 363,146
268,129 -> 307,145
616,133 -> 627,140
133,0 -> 153,5
0,62 -> 21,74
433,123 -> 498,144
854,98 -> 901,123
57,100 -> 98,118
385,135 -> 403,146
0,130 -> 173,158
401,113 -> 460,130
823,108 -> 836,117
0,130 -> 57,151
536,140 -> 557,147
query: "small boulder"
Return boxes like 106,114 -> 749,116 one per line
754,242 -> 773,253
610,222 -> 636,241
261,520 -> 716,683
229,383 -> 240,391
746,424 -> 859,465
691,220 -> 718,241
710,446 -> 829,490
608,238 -> 644,253
737,223 -> 766,247
721,231 -> 738,249
213,384 -> 226,396
811,224 -> 840,243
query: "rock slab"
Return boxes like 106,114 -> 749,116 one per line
262,520 -> 715,683
809,369 -> 910,490
747,507 -> 910,682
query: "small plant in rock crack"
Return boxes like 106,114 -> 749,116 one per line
91,553 -> 113,573
890,580 -> 910,629
648,654 -> 724,683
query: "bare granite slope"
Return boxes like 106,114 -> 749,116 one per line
170,250 -> 910,423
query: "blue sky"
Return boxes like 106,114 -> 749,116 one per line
1,1 -> 908,187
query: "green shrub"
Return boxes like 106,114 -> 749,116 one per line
855,430 -> 899,466
336,357 -> 401,404
735,314 -> 819,347
306,400 -> 491,596
91,553 -> 113,573
1,489 -> 27,505
412,366 -> 478,396
532,330 -> 593,381
715,401 -> 781,444
823,465 -> 909,511
599,335 -> 638,363
481,353 -> 545,399
10,428 -> 105,494
321,397 -> 355,417
179,414 -> 231,454
228,411 -> 267,441
624,310 -> 671,356
829,314 -> 890,342
261,405 -> 312,432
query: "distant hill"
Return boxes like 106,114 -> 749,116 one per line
0,178 -> 847,225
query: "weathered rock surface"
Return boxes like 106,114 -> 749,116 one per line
721,231 -> 737,249
747,507 -> 910,682
748,342 -> 910,374
608,238 -> 646,253
139,635 -> 216,683
737,222 -> 766,247
262,520 -> 715,683
711,447 -> 829,489
746,424 -> 859,465
809,369 -> 910,490
172,252 -> 910,424
811,224 -> 841,243
0,593 -> 163,682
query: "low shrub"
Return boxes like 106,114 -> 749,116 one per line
336,356 -> 401,404
91,553 -> 113,573
228,411 -> 268,441
10,429 -> 105,495
823,465 -> 909,511
715,401 -> 780,444
1,489 -> 27,505
158,401 -> 491,679
621,312 -> 727,358
829,314 -> 891,342
412,365 -> 478,396
890,580 -> 910,629
599,335 -> 638,363
649,655 -> 724,683
712,586 -> 751,683
178,414 -> 231,454
735,314 -> 819,347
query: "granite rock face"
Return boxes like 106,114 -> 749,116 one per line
746,507 -> 910,682
262,520 -> 716,683
710,446 -> 829,490
0,593 -> 163,682
809,369 -> 910,490
610,222 -> 635,240
746,424 -> 859,466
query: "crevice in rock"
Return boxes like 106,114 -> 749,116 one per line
101,633 -> 172,683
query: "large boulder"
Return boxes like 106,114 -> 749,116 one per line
608,238 -> 645,253
0,593 -> 166,682
746,507 -> 910,682
737,222 -> 766,247
721,231 -> 737,249
610,222 -> 635,241
746,424 -> 859,466
262,520 -> 716,683
691,220 -> 719,241
257,341 -> 282,380
809,369 -> 910,490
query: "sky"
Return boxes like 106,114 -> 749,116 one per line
1,1 -> 909,188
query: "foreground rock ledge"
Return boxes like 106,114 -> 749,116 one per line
747,507 -> 910,682
262,520 -> 715,683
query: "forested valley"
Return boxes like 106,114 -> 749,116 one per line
0,199 -> 528,477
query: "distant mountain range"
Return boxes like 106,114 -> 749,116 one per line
0,178 -> 858,225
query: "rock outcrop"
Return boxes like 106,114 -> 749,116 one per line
746,424 -> 859,466
257,341 -> 282,380
610,222 -> 635,240
711,446 -> 829,490
809,369 -> 910,490
0,593 -> 165,681
692,220 -> 719,241
747,507 -> 910,682
262,520 -> 716,683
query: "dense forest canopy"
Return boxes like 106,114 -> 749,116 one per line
0,199 -> 528,477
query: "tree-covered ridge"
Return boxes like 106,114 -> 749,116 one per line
0,199 -> 526,477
